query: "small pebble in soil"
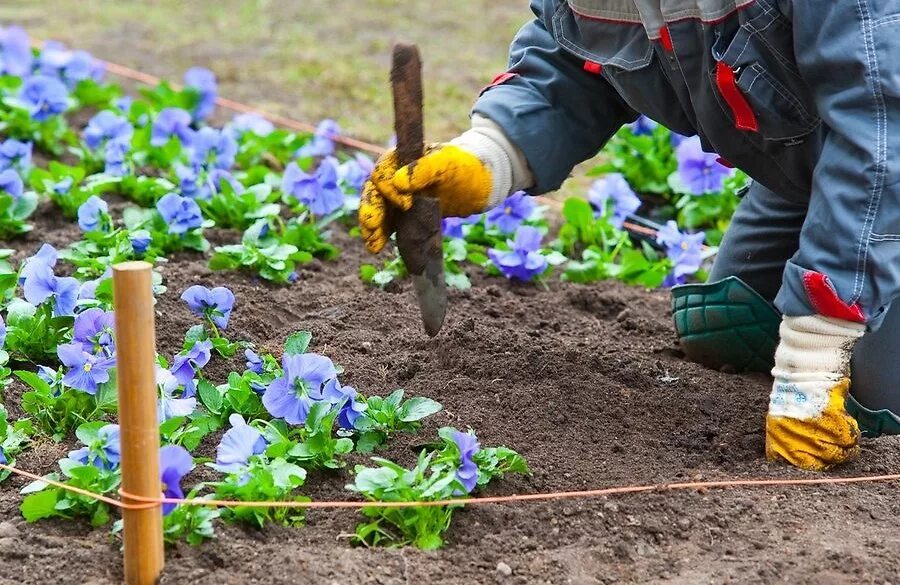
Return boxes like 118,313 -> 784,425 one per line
496,562 -> 513,577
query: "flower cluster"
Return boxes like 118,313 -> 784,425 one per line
262,352 -> 364,429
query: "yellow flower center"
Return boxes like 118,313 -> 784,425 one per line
504,206 -> 512,215
83,363 -> 93,372
681,241 -> 690,251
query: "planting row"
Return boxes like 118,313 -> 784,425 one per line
0,25 -> 742,549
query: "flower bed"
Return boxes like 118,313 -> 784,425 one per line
0,26 -> 898,585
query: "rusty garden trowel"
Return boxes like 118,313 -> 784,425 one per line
389,43 -> 447,337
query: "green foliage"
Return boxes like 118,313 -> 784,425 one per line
29,162 -> 91,218
0,404 -> 33,481
60,226 -> 155,279
20,459 -> 120,527
210,225 -> 303,283
347,428 -> 528,549
208,457 -> 308,529
0,190 -> 38,239
353,389 -> 442,453
196,373 -> 268,425
123,205 -> 210,255
556,198 -> 670,287
0,104 -> 76,155
265,401 -> 354,470
198,182 -> 281,230
591,123 -> 678,195
6,301 -> 74,365
360,254 -> 407,289
162,490 -> 222,546
16,368 -> 116,441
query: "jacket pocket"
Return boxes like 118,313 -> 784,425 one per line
550,1 -> 696,134
710,0 -> 821,142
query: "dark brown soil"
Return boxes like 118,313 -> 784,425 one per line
1,201 -> 898,585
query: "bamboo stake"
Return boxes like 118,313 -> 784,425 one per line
113,261 -> 164,585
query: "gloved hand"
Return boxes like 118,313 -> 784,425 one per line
359,143 -> 493,254
765,315 -> 866,471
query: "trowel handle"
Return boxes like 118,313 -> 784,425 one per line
391,43 -> 425,167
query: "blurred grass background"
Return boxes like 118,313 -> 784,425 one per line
1,0 -> 528,142
1,0 -> 593,198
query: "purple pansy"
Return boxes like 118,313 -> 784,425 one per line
104,137 -> 130,177
130,230 -> 152,255
156,192 -> 203,235
262,353 -> 337,425
0,314 -> 6,350
115,96 -> 133,114
184,67 -> 217,120
159,445 -> 193,515
628,115 -> 658,136
0,139 -> 32,174
17,75 -> 70,121
297,119 -> 340,158
180,285 -> 235,329
675,136 -> 733,195
170,339 -> 213,390
38,41 -> 103,86
321,379 -> 367,430
245,349 -> 263,374
51,176 -> 73,195
450,430 -> 480,494
19,243 -> 58,285
0,169 -> 23,200
175,164 -> 204,200
656,220 -> 706,286
338,153 -> 374,193
189,127 -> 237,170
157,367 -> 198,422
281,158 -> 344,216
68,424 -> 121,470
487,226 -> 548,282
73,308 -> 116,356
151,108 -> 194,147
78,268 -> 111,301
0,26 -> 33,77
58,342 -> 115,395
23,263 -> 79,316
587,173 -> 641,229
485,191 -> 535,233
84,111 -> 133,151
226,112 -> 274,138
213,414 -> 267,474
77,196 -> 109,232
441,217 -> 466,239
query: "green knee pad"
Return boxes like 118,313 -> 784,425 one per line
672,277 -> 900,437
846,396 -> 900,438
671,276 -> 780,373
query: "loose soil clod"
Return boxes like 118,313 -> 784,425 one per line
1,202 -> 899,584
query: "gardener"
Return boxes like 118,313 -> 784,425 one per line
360,0 -> 899,471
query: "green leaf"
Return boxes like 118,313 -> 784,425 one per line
284,331 -> 312,356
14,370 -> 52,394
397,397 -> 443,423
197,379 -> 223,414
21,489 -> 60,522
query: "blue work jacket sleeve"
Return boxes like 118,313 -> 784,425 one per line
776,0 -> 900,324
472,0 -> 635,195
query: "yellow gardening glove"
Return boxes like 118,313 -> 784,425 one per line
359,143 -> 492,254
766,378 -> 860,470
765,315 -> 865,471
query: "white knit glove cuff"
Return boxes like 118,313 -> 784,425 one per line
449,114 -> 534,208
768,315 -> 865,419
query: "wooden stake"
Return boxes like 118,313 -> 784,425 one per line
113,261 -> 164,585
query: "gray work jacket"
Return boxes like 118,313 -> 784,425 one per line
475,0 -> 900,323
